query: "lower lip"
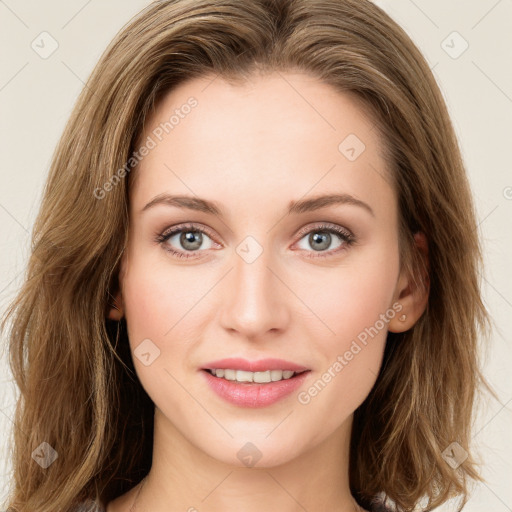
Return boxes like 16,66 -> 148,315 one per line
201,369 -> 310,408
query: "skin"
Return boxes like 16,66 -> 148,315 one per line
106,71 -> 428,512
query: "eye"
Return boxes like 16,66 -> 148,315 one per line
155,223 -> 219,259
294,223 -> 355,258
155,222 -> 356,260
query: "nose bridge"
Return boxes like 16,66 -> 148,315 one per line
219,238 -> 288,338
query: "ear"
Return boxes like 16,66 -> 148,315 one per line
107,290 -> 124,321
388,231 -> 429,333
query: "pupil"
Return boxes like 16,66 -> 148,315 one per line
181,231 -> 202,250
310,231 -> 330,251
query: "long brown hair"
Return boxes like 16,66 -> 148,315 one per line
1,1 -> 493,510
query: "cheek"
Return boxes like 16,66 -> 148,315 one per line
307,251 -> 399,343
120,253 -> 213,374
122,272 -> 164,340
120,263 -> 192,405
120,256 -> 183,368
121,241 -> 198,336
296,250 -> 399,409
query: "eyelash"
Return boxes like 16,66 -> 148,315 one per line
155,222 -> 356,260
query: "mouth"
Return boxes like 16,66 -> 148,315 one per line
200,357 -> 311,407
203,368 -> 309,384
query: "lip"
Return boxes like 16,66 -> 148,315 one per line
201,368 -> 310,408
201,357 -> 309,373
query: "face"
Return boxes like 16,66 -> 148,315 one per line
115,71 -> 407,468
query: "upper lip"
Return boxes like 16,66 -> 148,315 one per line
202,357 -> 309,373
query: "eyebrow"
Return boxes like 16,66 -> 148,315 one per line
140,192 -> 375,217
288,193 -> 374,217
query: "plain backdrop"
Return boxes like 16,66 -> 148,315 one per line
0,1 -> 511,510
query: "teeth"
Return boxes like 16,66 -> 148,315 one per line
255,370 -> 271,383
210,369 -> 298,383
223,369 -> 236,380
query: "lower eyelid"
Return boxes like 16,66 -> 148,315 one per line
157,224 -> 355,258
294,230 -> 353,255
158,229 -> 217,253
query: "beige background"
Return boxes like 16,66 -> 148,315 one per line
1,1 -> 511,510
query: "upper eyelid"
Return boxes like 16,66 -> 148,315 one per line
157,222 -> 355,261
295,222 -> 352,238
159,221 -> 353,245
161,222 -> 215,237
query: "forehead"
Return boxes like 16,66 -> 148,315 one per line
131,71 -> 394,219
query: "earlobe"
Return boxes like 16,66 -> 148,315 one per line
107,290 -> 124,321
388,231 -> 429,333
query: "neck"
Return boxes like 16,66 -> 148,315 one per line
132,407 -> 363,512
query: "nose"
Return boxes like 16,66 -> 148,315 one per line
219,245 -> 290,341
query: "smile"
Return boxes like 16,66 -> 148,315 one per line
205,368 -> 306,383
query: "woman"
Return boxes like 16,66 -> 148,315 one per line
1,0 -> 492,511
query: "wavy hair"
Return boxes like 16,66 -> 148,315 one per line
1,0 -> 493,510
